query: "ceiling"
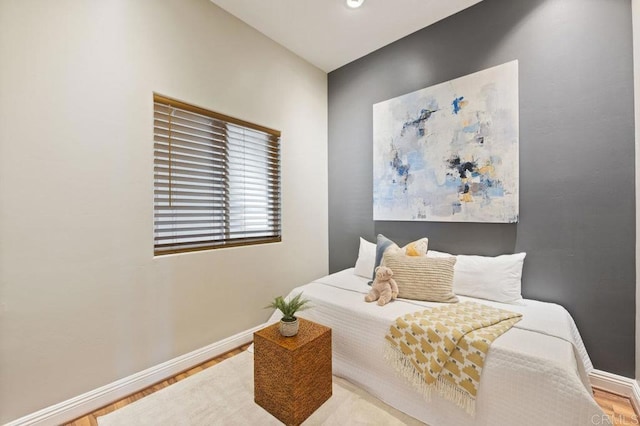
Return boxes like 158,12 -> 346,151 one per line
209,0 -> 484,72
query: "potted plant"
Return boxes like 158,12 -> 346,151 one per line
267,293 -> 311,337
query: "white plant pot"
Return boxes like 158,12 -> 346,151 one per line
279,318 -> 299,337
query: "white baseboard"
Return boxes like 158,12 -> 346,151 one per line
590,369 -> 640,412
5,323 -> 266,426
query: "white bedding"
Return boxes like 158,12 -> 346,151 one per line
267,268 -> 608,426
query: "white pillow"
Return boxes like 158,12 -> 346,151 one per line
354,237 -> 376,278
427,250 -> 526,304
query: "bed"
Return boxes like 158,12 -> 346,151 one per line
266,268 -> 607,426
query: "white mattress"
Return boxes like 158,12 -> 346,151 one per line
268,268 -> 608,426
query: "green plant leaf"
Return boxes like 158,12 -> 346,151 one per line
265,292 -> 311,321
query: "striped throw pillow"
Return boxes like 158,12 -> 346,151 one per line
371,234 -> 429,282
383,252 -> 458,303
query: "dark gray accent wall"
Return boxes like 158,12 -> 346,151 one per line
328,0 -> 635,376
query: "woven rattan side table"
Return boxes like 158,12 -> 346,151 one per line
254,318 -> 332,426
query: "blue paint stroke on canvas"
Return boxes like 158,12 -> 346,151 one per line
452,96 -> 465,114
447,155 -> 507,206
401,108 -> 438,138
372,60 -> 519,223
390,150 -> 411,192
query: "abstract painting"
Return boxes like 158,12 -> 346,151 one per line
373,60 -> 519,223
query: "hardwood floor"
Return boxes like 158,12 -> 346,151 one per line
66,345 -> 638,426
593,388 -> 639,425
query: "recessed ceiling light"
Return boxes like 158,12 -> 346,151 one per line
346,0 -> 365,9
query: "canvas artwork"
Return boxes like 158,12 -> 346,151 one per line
373,60 -> 519,223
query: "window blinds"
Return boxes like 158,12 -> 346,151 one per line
153,94 -> 281,255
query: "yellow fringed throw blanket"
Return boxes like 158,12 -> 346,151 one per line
384,301 -> 522,415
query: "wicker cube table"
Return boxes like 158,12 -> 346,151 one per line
254,318 -> 332,426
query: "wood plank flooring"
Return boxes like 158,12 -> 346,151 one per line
593,388 -> 639,425
66,345 -> 638,426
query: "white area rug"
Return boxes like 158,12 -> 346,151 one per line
98,351 -> 424,425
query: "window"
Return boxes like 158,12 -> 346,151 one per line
153,94 -> 281,255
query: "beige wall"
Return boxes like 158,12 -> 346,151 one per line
635,0 -> 640,383
0,0 -> 328,422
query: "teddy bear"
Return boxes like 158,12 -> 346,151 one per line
365,266 -> 398,306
